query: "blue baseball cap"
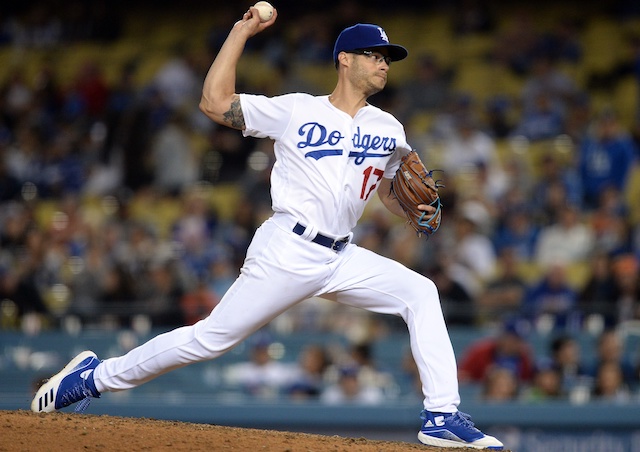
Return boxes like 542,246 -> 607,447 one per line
333,23 -> 408,65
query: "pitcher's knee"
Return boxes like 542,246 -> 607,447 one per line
402,277 -> 440,310
416,276 -> 439,298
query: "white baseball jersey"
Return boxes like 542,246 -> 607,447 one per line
240,93 -> 411,237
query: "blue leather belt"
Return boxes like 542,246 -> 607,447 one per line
293,223 -> 350,252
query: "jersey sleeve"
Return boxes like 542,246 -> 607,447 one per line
383,130 -> 411,179
240,93 -> 297,140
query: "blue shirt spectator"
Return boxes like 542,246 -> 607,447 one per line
493,205 -> 539,260
578,111 -> 638,209
523,264 -> 580,332
531,152 -> 583,215
512,92 -> 565,141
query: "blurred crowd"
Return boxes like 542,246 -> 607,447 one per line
1,0 -> 640,404
211,321 -> 640,406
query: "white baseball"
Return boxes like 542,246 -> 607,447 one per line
253,1 -> 273,22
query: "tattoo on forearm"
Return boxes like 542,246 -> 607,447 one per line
223,95 -> 245,129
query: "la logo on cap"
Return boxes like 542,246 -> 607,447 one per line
378,27 -> 389,43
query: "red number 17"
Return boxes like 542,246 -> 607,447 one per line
360,166 -> 384,200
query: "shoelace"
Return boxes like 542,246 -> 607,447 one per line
59,378 -> 94,413
450,412 -> 479,431
74,389 -> 93,413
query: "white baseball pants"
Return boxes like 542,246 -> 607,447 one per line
93,214 -> 460,412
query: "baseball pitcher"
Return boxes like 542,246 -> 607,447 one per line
32,5 -> 502,450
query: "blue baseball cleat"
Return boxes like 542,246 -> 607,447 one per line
418,410 -> 504,450
31,350 -> 101,413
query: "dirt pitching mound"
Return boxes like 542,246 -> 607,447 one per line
0,409 -> 494,451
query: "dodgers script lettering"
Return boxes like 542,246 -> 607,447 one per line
297,123 -> 396,164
